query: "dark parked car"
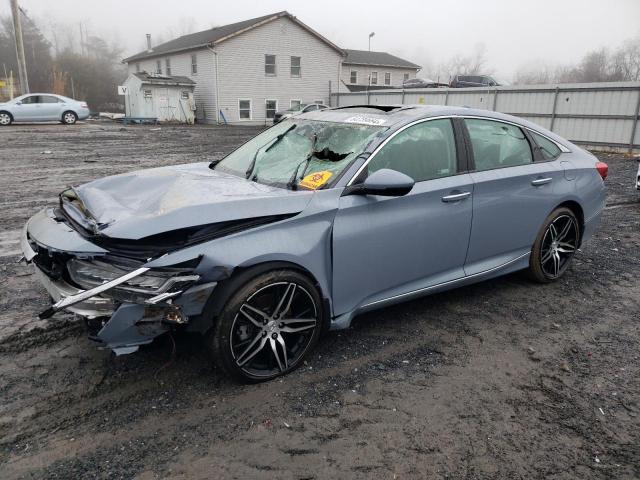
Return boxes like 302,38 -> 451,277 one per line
450,75 -> 507,88
273,103 -> 328,124
21,104 -> 607,382
403,78 -> 438,89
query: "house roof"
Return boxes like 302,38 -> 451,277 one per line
123,11 -> 344,63
132,72 -> 196,86
342,49 -> 421,69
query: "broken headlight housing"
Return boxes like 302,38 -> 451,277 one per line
66,258 -> 200,304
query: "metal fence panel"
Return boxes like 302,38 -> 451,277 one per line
331,81 -> 640,152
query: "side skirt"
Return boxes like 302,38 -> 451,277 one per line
330,252 -> 530,330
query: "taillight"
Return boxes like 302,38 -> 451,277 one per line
80,102 -> 88,108
595,161 -> 608,180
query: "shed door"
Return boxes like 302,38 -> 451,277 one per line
157,88 -> 169,121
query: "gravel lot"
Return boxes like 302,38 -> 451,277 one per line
0,123 -> 638,479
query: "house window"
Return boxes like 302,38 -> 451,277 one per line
290,56 -> 301,77
191,54 -> 198,74
165,58 -> 171,76
156,60 -> 162,74
238,99 -> 252,120
290,99 -> 301,110
266,99 -> 277,119
314,99 -> 324,105
384,72 -> 391,85
265,54 -> 276,76
350,70 -> 357,84
181,91 -> 190,100
135,63 -> 140,73
403,73 -> 409,82
143,89 -> 152,98
371,71 -> 378,85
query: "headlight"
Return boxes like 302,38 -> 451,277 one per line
67,258 -> 199,302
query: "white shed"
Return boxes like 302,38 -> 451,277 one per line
123,72 -> 196,124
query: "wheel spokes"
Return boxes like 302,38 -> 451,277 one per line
555,218 -> 573,242
236,333 -> 268,367
541,249 -> 553,264
239,303 -> 268,327
280,318 -> 317,333
556,242 -> 575,254
552,251 -> 561,276
231,281 -> 318,377
273,283 -> 296,318
269,335 -> 288,371
540,215 -> 579,278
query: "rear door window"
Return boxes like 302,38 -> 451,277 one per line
40,95 -> 60,103
367,119 -> 458,182
465,119 -> 533,171
531,131 -> 562,160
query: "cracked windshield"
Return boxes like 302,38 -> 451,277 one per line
213,120 -> 386,190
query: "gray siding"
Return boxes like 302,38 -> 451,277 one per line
215,16 -> 342,124
126,17 -> 342,124
127,50 -> 217,122
340,65 -> 418,88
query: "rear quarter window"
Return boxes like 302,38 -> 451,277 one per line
531,132 -> 562,160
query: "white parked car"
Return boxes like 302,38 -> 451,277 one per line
0,93 -> 90,126
273,103 -> 328,124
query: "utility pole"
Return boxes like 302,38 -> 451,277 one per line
10,0 -> 29,94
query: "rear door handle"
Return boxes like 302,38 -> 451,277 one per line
441,191 -> 471,203
531,177 -> 552,186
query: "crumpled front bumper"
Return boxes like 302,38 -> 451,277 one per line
33,266 -> 117,318
21,208 -> 215,355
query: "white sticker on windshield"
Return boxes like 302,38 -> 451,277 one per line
344,115 -> 387,126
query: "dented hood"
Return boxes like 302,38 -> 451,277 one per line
73,162 -> 313,240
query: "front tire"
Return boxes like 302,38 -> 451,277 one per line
529,207 -> 580,283
209,269 -> 322,383
0,111 -> 12,126
62,111 -> 78,125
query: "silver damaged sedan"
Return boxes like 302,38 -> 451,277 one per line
21,105 -> 607,382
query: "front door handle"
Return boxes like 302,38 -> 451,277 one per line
441,191 -> 471,203
531,177 -> 552,186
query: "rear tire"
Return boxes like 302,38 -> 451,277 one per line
208,269 -> 322,383
62,111 -> 78,125
529,207 -> 580,283
0,111 -> 12,126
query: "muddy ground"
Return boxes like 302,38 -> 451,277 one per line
0,122 -> 638,480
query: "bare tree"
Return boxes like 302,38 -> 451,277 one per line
611,36 -> 640,81
514,36 -> 640,85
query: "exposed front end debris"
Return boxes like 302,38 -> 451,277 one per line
21,208 -> 215,354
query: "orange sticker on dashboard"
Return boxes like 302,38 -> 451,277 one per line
299,171 -> 333,190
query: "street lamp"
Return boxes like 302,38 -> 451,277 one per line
368,32 -> 375,52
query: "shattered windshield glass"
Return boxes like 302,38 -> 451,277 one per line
213,120 -> 387,190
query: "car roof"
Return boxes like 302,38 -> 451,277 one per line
299,104 -> 571,147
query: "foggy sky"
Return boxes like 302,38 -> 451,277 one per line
15,0 -> 640,79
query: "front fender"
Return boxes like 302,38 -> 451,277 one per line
144,189 -> 342,314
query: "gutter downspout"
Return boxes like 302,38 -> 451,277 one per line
206,45 -> 221,124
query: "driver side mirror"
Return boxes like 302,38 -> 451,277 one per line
345,168 -> 415,197
15,101 -> 22,105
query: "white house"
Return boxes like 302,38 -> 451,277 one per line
122,72 -> 196,123
123,11 -> 345,125
340,49 -> 421,90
